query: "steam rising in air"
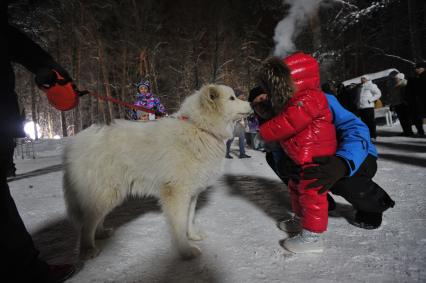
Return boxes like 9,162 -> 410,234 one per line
273,0 -> 323,57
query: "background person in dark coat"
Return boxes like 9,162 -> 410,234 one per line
388,72 -> 413,136
406,62 -> 426,137
337,83 -> 360,116
1,2 -> 76,282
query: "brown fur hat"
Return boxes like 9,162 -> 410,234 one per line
257,57 -> 295,114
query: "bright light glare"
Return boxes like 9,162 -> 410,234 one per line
24,121 -> 42,140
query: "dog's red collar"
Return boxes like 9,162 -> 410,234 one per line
174,115 -> 222,142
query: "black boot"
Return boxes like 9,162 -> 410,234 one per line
327,193 -> 336,212
380,194 -> 395,210
348,210 -> 383,230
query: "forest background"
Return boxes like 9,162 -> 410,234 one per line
9,0 -> 426,137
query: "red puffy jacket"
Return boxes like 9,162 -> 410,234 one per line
259,52 -> 337,233
259,52 -> 337,165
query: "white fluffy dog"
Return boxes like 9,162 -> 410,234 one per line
63,84 -> 252,260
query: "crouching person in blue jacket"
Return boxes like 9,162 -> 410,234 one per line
249,87 -> 395,230
302,94 -> 395,229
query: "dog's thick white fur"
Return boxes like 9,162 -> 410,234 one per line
63,84 -> 252,260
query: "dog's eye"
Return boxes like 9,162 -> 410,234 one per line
230,96 -> 235,101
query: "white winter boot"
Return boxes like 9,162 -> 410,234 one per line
283,229 -> 324,253
277,215 -> 301,233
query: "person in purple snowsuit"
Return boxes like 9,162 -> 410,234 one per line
134,80 -> 166,118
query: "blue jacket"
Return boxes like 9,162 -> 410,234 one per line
326,94 -> 378,176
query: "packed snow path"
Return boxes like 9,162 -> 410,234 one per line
8,125 -> 426,282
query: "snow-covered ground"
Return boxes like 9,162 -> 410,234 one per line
8,124 -> 426,283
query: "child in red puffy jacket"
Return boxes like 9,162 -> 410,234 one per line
254,53 -> 337,253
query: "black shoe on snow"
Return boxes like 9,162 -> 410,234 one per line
225,154 -> 233,159
348,210 -> 382,230
239,154 -> 251,159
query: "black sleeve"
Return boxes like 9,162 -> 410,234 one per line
6,24 -> 55,74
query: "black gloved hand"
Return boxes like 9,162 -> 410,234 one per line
35,61 -> 72,88
302,156 -> 348,194
277,154 -> 302,183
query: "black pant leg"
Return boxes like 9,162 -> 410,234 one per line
0,137 -> 48,281
265,151 -> 289,185
359,108 -> 376,139
225,138 -> 234,155
413,117 -> 425,135
330,155 -> 395,213
395,104 -> 414,135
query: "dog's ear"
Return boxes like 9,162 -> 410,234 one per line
200,84 -> 220,112
208,85 -> 220,100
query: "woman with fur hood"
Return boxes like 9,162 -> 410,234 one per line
255,52 -> 337,253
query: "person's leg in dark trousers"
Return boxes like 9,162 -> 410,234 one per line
394,104 -> 414,136
237,131 -> 250,158
330,154 -> 395,229
359,108 -> 376,139
225,138 -> 234,158
0,137 -> 49,282
238,131 -> 246,155
413,117 -> 425,136
244,133 -> 253,149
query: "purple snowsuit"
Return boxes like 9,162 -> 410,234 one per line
134,92 -> 166,114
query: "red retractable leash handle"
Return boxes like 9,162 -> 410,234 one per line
39,70 -> 80,111
39,70 -> 161,115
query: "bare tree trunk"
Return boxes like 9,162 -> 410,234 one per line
355,26 -> 362,75
119,46 -> 128,119
98,40 -> 113,124
47,109 -> 53,138
211,28 -> 220,82
71,43 -> 81,133
139,49 -> 149,79
30,78 -> 39,140
310,11 -> 322,52
407,0 -> 423,60
60,112 -> 67,137
56,27 -> 68,137
192,37 -> 200,89
95,64 -> 102,124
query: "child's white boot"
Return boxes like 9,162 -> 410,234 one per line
277,215 -> 301,233
283,229 -> 324,253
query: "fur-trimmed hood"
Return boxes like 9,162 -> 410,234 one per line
257,53 -> 320,114
257,57 -> 295,114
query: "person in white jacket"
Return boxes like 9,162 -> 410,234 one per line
357,75 -> 381,141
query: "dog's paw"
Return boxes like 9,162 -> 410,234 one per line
188,229 -> 206,241
179,245 -> 202,260
95,228 -> 114,239
80,247 -> 100,260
